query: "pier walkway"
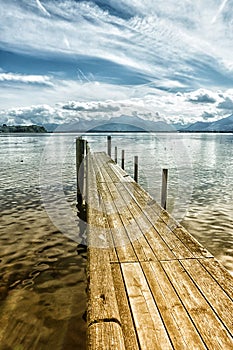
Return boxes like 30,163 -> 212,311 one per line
85,151 -> 233,349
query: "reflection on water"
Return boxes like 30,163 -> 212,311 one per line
0,132 -> 233,348
0,134 -> 86,349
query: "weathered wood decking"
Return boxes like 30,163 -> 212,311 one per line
86,151 -> 233,349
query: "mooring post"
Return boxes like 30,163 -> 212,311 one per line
76,137 -> 85,205
161,168 -> 168,210
115,146 -> 117,163
134,156 -> 138,183
85,140 -> 89,187
121,150 -> 125,170
107,135 -> 111,157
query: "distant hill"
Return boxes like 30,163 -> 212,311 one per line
183,114 -> 233,132
42,123 -> 59,132
182,121 -> 212,132
50,115 -> 175,132
0,124 -> 47,133
42,114 -> 233,133
90,122 -> 146,132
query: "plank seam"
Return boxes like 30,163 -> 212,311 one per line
157,260 -> 209,347
178,259 -> 233,335
117,263 -> 142,349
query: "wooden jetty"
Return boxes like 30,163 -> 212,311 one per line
78,140 -> 233,349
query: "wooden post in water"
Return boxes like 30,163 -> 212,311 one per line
107,136 -> 111,157
114,146 -> 117,163
134,156 -> 138,182
161,168 -> 168,210
121,150 -> 125,170
76,137 -> 85,205
85,140 -> 89,188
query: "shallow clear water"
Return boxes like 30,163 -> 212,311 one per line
0,132 -> 233,348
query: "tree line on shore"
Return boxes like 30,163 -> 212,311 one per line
0,124 -> 47,133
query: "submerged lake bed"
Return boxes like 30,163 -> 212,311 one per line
0,132 -> 233,348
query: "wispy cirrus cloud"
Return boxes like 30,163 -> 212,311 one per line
35,0 -> 51,17
1,0 -> 233,125
1,0 -> 233,78
0,72 -> 53,86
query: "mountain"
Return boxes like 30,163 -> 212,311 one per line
182,121 -> 212,132
50,115 -> 176,132
42,114 -> 233,133
42,123 -> 59,132
90,123 -> 146,132
183,114 -> 233,132
205,114 -> 233,131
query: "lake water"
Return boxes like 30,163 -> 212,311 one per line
0,132 -> 233,349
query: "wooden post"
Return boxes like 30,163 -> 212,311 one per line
121,150 -> 125,170
86,140 -> 89,157
76,137 -> 85,205
107,135 -> 111,157
134,156 -> 138,183
114,146 -> 117,163
161,168 -> 168,210
85,140 -> 89,193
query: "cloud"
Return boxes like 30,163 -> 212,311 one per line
2,86 -> 233,126
1,0 -> 233,88
35,0 -> 51,17
217,96 -> 233,110
0,73 -> 53,86
185,89 -> 217,103
202,111 -> 216,120
1,0 -> 233,127
211,0 -> 229,24
62,100 -> 120,113
0,105 -> 63,125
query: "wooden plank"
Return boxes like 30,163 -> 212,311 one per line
141,261 -> 207,349
97,159 -> 176,262
98,183 -> 138,262
87,248 -> 122,326
113,181 -> 176,262
88,322 -> 125,350
200,258 -> 233,299
97,152 -> 122,183
171,226 -> 212,259
86,153 -> 108,249
111,264 -> 140,350
121,262 -> 173,350
95,153 -> 211,261
99,158 -> 155,261
109,162 -> 134,183
98,152 -> 133,183
99,180 -> 155,262
160,209 -> 212,258
86,153 -> 117,260
162,260 -> 233,349
87,153 -> 122,326
98,155 -> 175,262
122,181 -> 212,259
180,258 -> 233,333
87,152 -> 233,350
93,154 -> 137,262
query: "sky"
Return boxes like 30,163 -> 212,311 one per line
1,0 -> 233,126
